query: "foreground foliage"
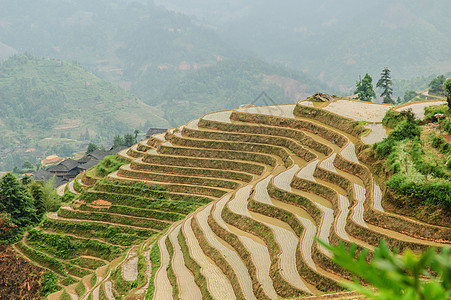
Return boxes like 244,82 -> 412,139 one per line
323,240 -> 451,300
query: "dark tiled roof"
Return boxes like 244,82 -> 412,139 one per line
32,169 -> 52,181
106,146 -> 127,156
77,156 -> 91,164
88,150 -> 108,161
60,159 -> 79,170
79,159 -> 100,170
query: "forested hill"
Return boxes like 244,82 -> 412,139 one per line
156,0 -> 451,90
0,0 -> 239,104
159,58 -> 329,126
0,55 -> 169,170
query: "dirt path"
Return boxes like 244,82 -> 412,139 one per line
153,233 -> 172,300
196,204 -> 256,300
169,224 -> 202,300
183,217 -> 236,300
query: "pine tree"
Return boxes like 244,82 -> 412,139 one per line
376,67 -> 394,104
354,73 -> 376,102
28,182 -> 46,220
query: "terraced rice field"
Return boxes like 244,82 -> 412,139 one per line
24,99 -> 450,299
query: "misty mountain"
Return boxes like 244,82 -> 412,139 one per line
155,0 -> 451,91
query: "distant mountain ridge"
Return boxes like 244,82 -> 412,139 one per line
0,55 -> 169,170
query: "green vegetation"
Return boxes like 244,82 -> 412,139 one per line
429,75 -> 446,95
75,280 -> 86,297
446,79 -> 451,110
26,229 -> 121,261
40,271 -> 61,296
160,58 -> 325,126
0,55 -> 169,170
0,173 -> 37,243
376,67 -> 394,104
323,240 -> 451,300
374,107 -> 451,213
40,218 -> 151,246
146,242 -> 161,300
354,73 -> 376,102
95,156 -> 129,177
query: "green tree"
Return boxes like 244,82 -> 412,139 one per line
445,78 -> 451,111
113,135 -> 125,148
86,142 -> 98,154
28,181 -> 46,220
404,90 -> 418,102
0,173 -> 37,242
429,75 -> 446,95
376,67 -> 394,104
355,73 -> 376,102
123,133 -> 136,147
321,240 -> 451,300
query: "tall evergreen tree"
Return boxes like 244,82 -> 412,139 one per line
376,67 -> 394,104
354,73 -> 376,102
28,182 -> 46,220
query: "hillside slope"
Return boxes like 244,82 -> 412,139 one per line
14,97 -> 448,299
0,55 -> 169,170
156,0 -> 451,89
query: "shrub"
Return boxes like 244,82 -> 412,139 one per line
40,271 -> 61,296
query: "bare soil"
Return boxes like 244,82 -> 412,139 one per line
0,245 -> 44,299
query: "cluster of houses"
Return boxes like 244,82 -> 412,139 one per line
32,146 -> 127,187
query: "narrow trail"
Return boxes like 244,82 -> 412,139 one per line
169,224 -> 202,300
